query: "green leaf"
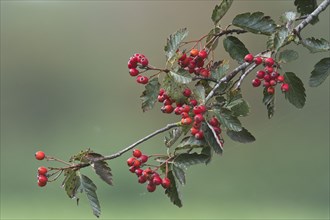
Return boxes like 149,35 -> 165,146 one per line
269,26 -> 290,52
226,127 -> 256,143
280,11 -> 298,24
309,57 -> 330,87
174,152 -> 211,170
162,73 -> 185,102
263,88 -> 275,119
165,28 -> 189,62
173,165 -> 186,185
302,37 -> 330,53
201,146 -> 212,165
278,49 -> 299,63
62,169 -> 80,199
232,12 -> 276,35
202,122 -> 224,154
140,77 -> 160,112
165,171 -> 183,208
211,61 -> 229,81
223,36 -> 249,63
193,85 -> 206,104
69,148 -> 93,163
79,174 -> 101,218
225,90 -> 250,117
214,108 -> 242,132
284,72 -> 306,108
175,136 -> 207,152
165,127 -> 183,148
84,153 -> 113,186
206,28 -> 221,50
294,0 -> 319,25
170,69 -> 192,84
211,0 -> 233,25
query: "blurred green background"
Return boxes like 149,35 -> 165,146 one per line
1,1 -> 329,219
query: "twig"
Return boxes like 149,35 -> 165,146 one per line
235,63 -> 257,90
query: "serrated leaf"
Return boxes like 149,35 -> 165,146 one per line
280,11 -> 298,23
165,28 -> 189,62
173,165 -> 186,185
294,0 -> 319,25
278,49 -> 299,63
302,37 -> 330,53
214,108 -> 242,131
211,61 -> 229,81
226,127 -> 255,143
223,36 -> 249,63
162,73 -> 185,102
175,136 -> 207,152
170,69 -> 192,84
309,57 -> 330,87
165,127 -> 183,148
263,88 -> 275,119
211,0 -> 233,25
84,153 -> 113,186
69,148 -> 93,163
174,152 -> 210,170
284,72 -> 306,108
206,28 -> 221,50
79,174 -> 101,218
165,170 -> 183,208
201,146 -> 212,165
140,77 -> 161,112
62,169 -> 80,199
271,26 -> 290,52
193,85 -> 206,104
225,90 -> 250,117
202,122 -> 224,154
232,12 -> 276,35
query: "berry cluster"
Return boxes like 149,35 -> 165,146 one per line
178,49 -> 210,77
127,149 -> 171,192
128,53 -> 149,84
244,54 -> 289,94
35,151 -> 48,187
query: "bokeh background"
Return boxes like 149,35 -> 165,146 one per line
1,0 -> 329,219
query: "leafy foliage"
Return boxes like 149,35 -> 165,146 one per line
232,12 -> 276,35
162,73 -> 185,102
214,108 -> 242,132
165,28 -> 188,62
84,153 -> 113,186
226,127 -> 255,143
140,77 -> 161,112
193,85 -> 206,104
268,26 -> 290,52
62,169 -> 80,199
165,171 -> 183,208
211,0 -> 233,25
225,90 -> 250,117
172,165 -> 186,185
211,61 -> 229,81
278,49 -> 299,63
309,57 -> 330,87
79,174 -> 101,218
206,28 -> 221,50
174,152 -> 211,169
294,0 -> 319,24
175,136 -> 207,152
302,37 -> 330,53
284,72 -> 306,108
263,88 -> 275,119
170,69 -> 192,84
202,122 -> 224,154
165,127 -> 183,148
223,36 -> 249,63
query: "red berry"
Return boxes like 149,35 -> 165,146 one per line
267,86 -> 275,95
159,89 -> 165,96
38,180 -> 47,187
193,121 -> 201,129
152,175 -> 162,185
38,175 -> 48,184
244,53 -> 254,63
265,66 -> 274,73
143,167 -> 153,176
181,104 -> 190,113
264,57 -> 275,67
158,95 -> 165,103
277,75 -> 285,83
147,183 -> 157,192
190,49 -> 199,57
209,117 -> 219,127
256,70 -> 266,79
264,74 -> 271,82
128,61 -> 137,69
129,166 -> 137,173
190,127 -> 199,135
127,157 -> 135,166
133,149 -> 142,158
189,99 -> 198,106
212,126 -> 222,134
136,75 -> 149,84
200,69 -> 210,78
195,59 -> 204,68
183,88 -> 192,97
270,71 -> 279,79
133,159 -> 141,168
281,83 -> 289,92
162,177 -> 171,189
163,99 -> 172,106
161,105 -> 174,114
181,117 -> 193,125
174,107 -> 182,115
270,80 -> 277,86
252,78 -> 261,87
254,56 -> 263,65
38,166 -> 48,175
140,57 -> 149,67
140,154 -> 148,163
178,53 -> 187,61
35,151 -> 45,160
181,112 -> 189,119
138,175 -> 147,184
195,131 -> 204,140
129,68 -> 139,76
198,50 -> 208,59
194,114 -> 204,123
135,168 -> 143,177
193,105 -> 205,114
263,81 -> 271,88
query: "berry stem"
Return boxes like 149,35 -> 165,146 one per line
46,156 -> 73,166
